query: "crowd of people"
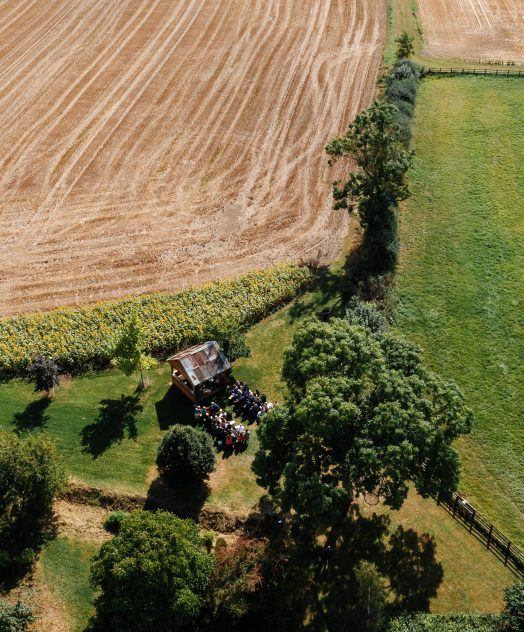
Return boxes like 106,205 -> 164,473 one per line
228,381 -> 276,421
193,381 -> 276,452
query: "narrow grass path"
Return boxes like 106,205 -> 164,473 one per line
396,76 -> 524,547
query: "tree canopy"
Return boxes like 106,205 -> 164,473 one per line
395,32 -> 415,60
156,424 -> 216,486
326,100 -> 412,273
111,314 -> 156,389
253,318 -> 472,547
27,356 -> 60,397
0,432 -> 64,571
91,511 -> 215,631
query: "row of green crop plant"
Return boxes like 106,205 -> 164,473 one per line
0,264 -> 311,376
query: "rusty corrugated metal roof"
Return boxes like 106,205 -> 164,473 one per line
167,341 -> 231,387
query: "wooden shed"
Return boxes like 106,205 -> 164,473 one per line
167,341 -> 232,402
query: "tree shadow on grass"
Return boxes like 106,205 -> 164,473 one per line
80,394 -> 142,458
145,474 -> 210,520
12,397 -> 51,432
312,506 -> 444,629
154,386 -> 194,430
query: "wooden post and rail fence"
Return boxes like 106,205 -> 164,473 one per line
438,492 -> 524,577
422,67 -> 524,78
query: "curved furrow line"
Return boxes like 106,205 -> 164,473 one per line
0,0 -> 83,87
0,0 -> 163,186
26,0 -> 208,238
176,0 -> 280,167
0,0 -> 120,127
104,0 -> 241,191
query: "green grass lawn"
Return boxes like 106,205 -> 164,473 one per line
396,76 -> 524,547
40,537 -> 98,632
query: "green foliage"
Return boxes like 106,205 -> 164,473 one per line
0,264 -> 311,375
0,431 -> 64,571
156,424 -> 216,486
111,314 -> 156,388
208,537 -> 265,627
388,614 -> 498,632
91,511 -> 215,631
500,581 -> 524,632
345,297 -> 386,335
254,318 -> 472,543
27,356 -> 60,397
0,600 -> 34,632
326,100 -> 412,273
386,60 -> 421,147
103,511 -> 128,534
354,561 -> 387,632
395,31 -> 415,60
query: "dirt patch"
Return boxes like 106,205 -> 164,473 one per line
0,0 -> 386,317
63,479 -> 247,533
55,500 -> 110,544
418,0 -> 524,63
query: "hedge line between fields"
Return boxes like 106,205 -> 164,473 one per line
388,613 -> 499,632
0,264 -> 311,376
386,58 -> 421,147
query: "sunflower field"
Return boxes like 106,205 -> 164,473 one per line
0,264 -> 311,375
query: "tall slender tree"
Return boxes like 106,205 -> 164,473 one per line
111,314 -> 156,389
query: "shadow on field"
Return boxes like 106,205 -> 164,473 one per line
154,385 -> 194,430
12,396 -> 51,432
80,394 -> 142,457
145,474 -> 210,519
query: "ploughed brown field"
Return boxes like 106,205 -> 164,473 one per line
418,0 -> 524,63
0,0 -> 386,317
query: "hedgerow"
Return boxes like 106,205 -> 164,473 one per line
0,264 -> 311,375
388,614 -> 498,632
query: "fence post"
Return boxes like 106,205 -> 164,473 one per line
487,524 -> 493,550
505,540 -> 511,566
469,509 -> 476,533
452,495 -> 459,518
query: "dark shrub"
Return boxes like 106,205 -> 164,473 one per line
0,600 -> 34,632
27,356 -> 60,397
91,511 -> 214,631
157,424 -> 216,486
103,511 -> 128,534
0,432 -> 64,572
345,297 -> 385,335
500,581 -> 524,632
386,77 -> 419,105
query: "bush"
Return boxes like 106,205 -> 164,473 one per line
103,511 -> 128,534
91,511 -> 215,631
157,425 -> 216,486
27,356 -> 60,396
500,581 -> 524,631
0,264 -> 311,376
387,77 -> 419,105
388,614 -> 498,632
0,432 -> 64,571
345,297 -> 385,334
0,600 -> 34,632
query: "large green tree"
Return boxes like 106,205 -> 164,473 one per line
91,511 -> 214,631
326,100 -> 412,273
253,318 -> 472,547
0,432 -> 64,571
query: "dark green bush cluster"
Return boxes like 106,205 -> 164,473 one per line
0,600 -> 34,632
388,613 -> 498,632
0,432 -> 64,572
103,511 -> 129,534
156,424 -> 216,486
386,60 -> 421,146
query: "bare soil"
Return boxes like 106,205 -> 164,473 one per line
418,0 -> 524,63
0,0 -> 386,317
